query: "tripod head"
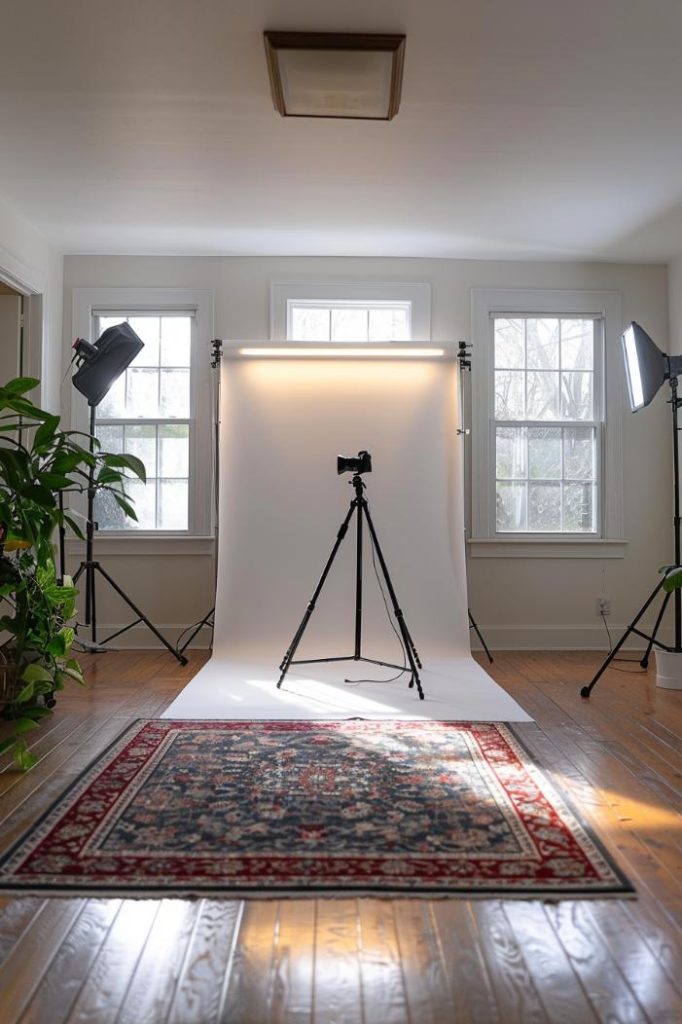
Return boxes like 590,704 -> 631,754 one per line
350,473 -> 367,499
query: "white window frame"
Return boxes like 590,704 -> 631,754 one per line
71,287 -> 214,542
270,281 -> 431,341
470,288 -> 625,559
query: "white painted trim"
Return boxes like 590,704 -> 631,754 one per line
470,288 -> 624,552
71,287 -> 215,538
468,538 -> 627,558
65,536 -> 215,556
270,281 -> 431,340
469,624 -> 671,651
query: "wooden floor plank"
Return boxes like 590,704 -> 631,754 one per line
356,898 -> 408,1024
311,899 -> 363,1024
63,900 -> 160,1024
0,899 -> 86,1024
166,900 -> 244,1024
17,899 -> 121,1024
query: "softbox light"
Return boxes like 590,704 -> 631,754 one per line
72,322 -> 144,407
621,321 -> 668,411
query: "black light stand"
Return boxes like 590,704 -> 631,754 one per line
577,323 -> 679,700
71,403 -> 187,665
457,341 -> 494,664
175,338 -> 222,655
277,470 -> 425,699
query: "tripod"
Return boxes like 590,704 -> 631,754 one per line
277,472 -> 425,699
72,404 -> 187,665
581,373 -> 682,698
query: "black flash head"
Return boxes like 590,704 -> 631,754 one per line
337,450 -> 372,476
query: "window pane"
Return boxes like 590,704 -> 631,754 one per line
124,424 -> 156,477
561,319 -> 594,370
496,482 -> 527,531
528,483 -> 561,531
528,427 -> 561,479
95,424 -> 123,454
161,317 -> 191,367
368,307 -> 409,341
527,371 -> 560,420
563,483 -> 596,532
97,375 -> 126,418
494,318 -> 524,369
159,424 -> 189,476
331,308 -> 368,341
97,316 -> 128,334
496,427 -> 526,479
527,319 -> 559,370
159,480 -> 189,530
128,317 -> 160,367
127,367 -> 159,416
291,307 -> 330,341
126,478 -> 156,530
561,371 -> 593,420
160,369 -> 190,417
93,488 -> 131,531
564,427 -> 596,480
495,370 -> 525,419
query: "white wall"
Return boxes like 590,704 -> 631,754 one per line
0,294 -> 21,383
62,255 -> 671,650
0,195 -> 63,411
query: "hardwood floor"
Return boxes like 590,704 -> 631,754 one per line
0,650 -> 680,1023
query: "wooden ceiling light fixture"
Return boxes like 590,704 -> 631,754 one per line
263,31 -> 406,120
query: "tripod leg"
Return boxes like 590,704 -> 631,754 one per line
581,578 -> 666,698
361,502 -> 424,700
469,610 -> 494,664
94,564 -> 188,665
640,591 -> 671,669
278,503 -> 356,687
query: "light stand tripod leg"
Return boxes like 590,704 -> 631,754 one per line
92,563 -> 188,665
277,503 -> 356,687
581,578 -> 666,698
469,609 -> 494,664
361,501 -> 424,700
640,590 -> 671,669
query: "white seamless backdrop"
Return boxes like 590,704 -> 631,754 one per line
164,353 -> 529,721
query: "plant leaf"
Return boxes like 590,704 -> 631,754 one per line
20,663 -> 54,684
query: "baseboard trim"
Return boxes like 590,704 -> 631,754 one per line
73,622 -> 214,651
74,622 -> 670,653
469,624 -> 672,651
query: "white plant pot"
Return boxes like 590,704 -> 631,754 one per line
654,649 -> 682,689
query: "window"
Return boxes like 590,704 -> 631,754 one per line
93,314 -> 192,531
270,282 -> 431,341
470,288 -> 624,557
71,288 -> 213,538
289,300 -> 410,341
493,316 -> 600,534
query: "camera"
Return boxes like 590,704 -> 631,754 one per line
337,450 -> 372,476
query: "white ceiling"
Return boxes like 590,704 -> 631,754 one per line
1,0 -> 682,261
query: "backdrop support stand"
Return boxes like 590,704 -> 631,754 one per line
176,337 -> 223,656
458,341 -> 493,665
277,472 -> 425,699
581,374 -> 681,697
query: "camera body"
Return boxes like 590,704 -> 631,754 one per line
337,450 -> 372,476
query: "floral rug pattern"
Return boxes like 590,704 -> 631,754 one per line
0,720 -> 632,896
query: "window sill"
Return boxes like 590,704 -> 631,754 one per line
467,538 -> 627,559
65,535 -> 215,556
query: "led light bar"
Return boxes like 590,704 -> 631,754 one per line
237,346 -> 447,358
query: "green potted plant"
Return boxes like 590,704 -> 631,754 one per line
0,377 -> 145,769
653,566 -> 682,689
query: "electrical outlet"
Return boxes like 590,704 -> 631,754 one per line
597,597 -> 611,617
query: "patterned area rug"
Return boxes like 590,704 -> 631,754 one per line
0,720 -> 632,897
